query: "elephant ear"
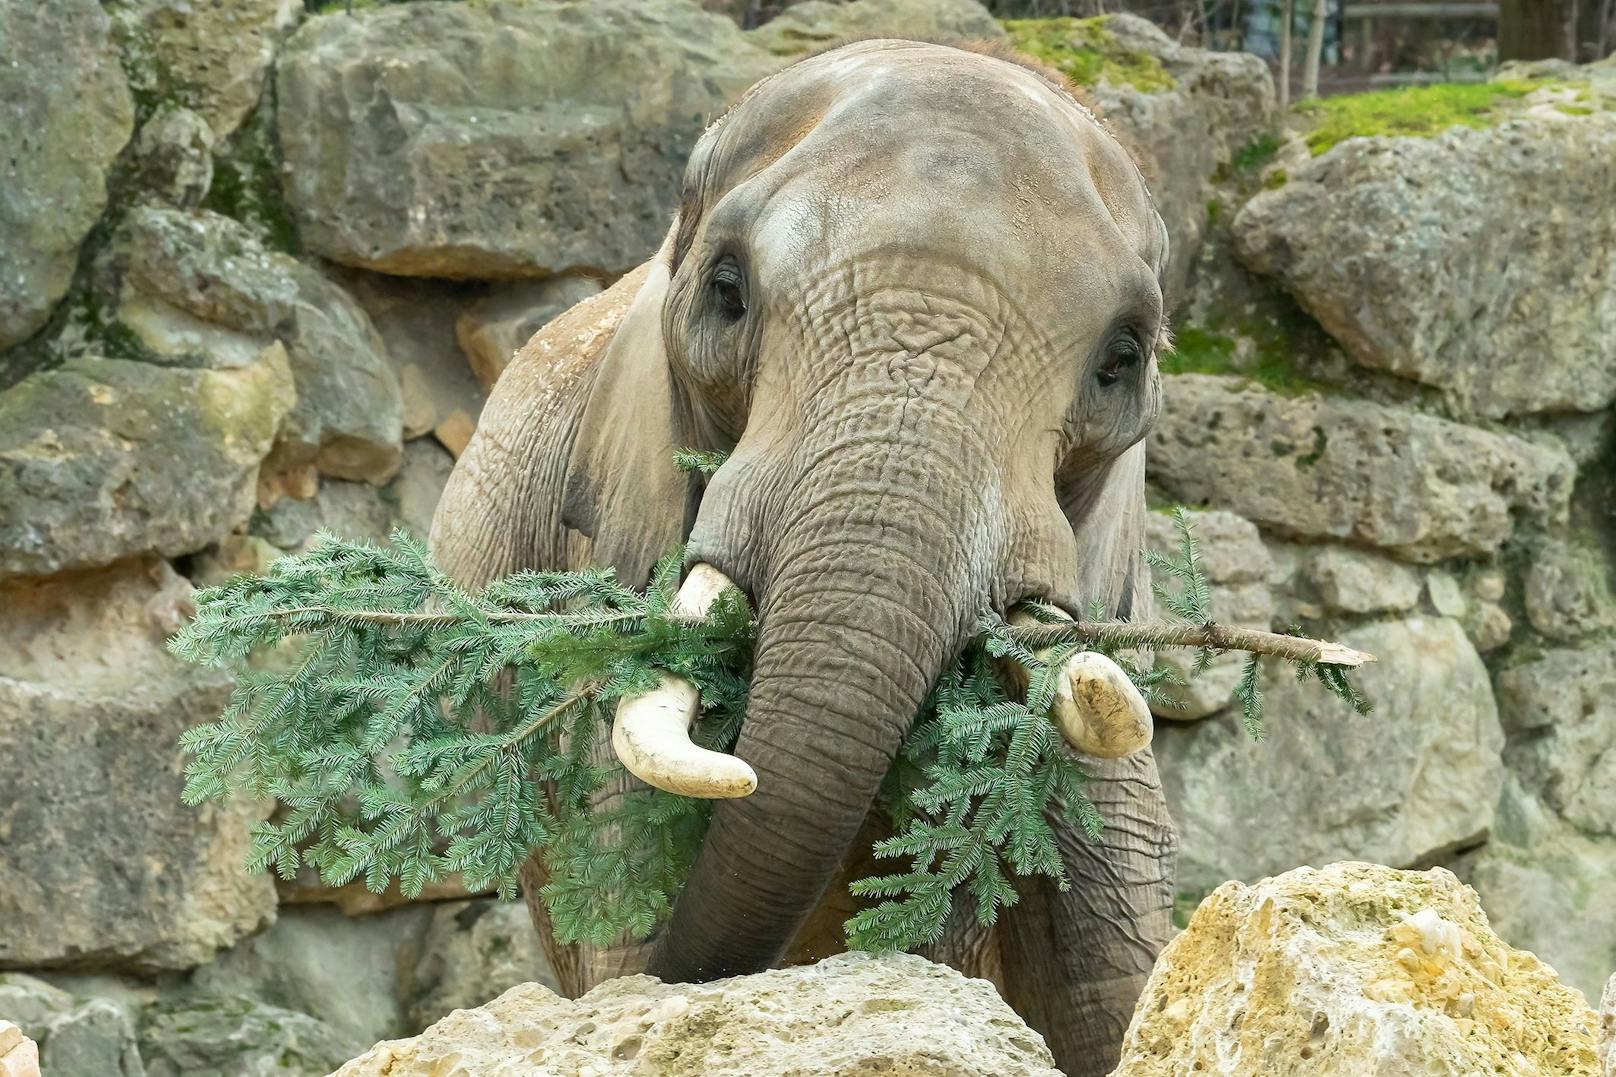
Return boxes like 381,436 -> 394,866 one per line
430,235 -> 698,590
560,249 -> 700,585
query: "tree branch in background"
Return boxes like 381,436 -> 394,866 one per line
1003,619 -> 1374,668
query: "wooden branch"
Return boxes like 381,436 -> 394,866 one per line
1001,619 -> 1376,668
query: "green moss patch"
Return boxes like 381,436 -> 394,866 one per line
1003,17 -> 1177,93
1294,80 -> 1556,155
1162,325 -> 1329,397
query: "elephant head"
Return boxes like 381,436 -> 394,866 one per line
432,38 -> 1170,994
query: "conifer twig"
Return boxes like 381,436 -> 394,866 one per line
1003,620 -> 1376,668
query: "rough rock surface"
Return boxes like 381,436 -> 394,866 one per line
1149,373 -> 1574,561
0,559 -> 276,969
109,0 -> 301,138
1114,862 -> 1600,1075
1234,115 -> 1616,418
0,0 -> 135,350
98,206 -> 404,485
336,952 -> 1060,1076
1144,510 -> 1273,720
133,106 -> 216,210
138,995 -> 353,1077
1524,537 -> 1616,642
1158,617 -> 1503,891
0,350 -> 295,579
401,900 -> 556,1031
0,1022 -> 39,1077
457,276 -> 603,392
748,0 -> 1004,55
37,999 -> 144,1077
1601,973 -> 1615,1075
277,0 -> 778,278
1496,640 -> 1616,839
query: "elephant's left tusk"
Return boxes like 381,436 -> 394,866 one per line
1006,607 -> 1153,759
611,563 -> 758,799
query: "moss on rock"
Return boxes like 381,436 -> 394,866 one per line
1003,16 -> 1176,93
1294,79 -> 1581,155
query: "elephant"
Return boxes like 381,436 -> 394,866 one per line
430,37 -> 1178,1075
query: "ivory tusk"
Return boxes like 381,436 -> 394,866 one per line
611,563 -> 758,798
1005,607 -> 1153,759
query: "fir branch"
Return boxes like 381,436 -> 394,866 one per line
1001,619 -> 1375,669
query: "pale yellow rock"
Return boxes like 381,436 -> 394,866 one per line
334,951 -> 1059,1076
0,1022 -> 39,1077
1113,861 -> 1600,1076
1600,972 -> 1615,1076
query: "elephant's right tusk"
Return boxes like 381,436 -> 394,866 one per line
611,563 -> 758,799
1006,607 -> 1153,759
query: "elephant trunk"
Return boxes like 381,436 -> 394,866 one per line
647,452 -> 986,982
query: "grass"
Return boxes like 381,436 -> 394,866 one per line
1003,17 -> 1177,93
1293,80 -> 1547,155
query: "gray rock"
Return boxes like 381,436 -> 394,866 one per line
109,0 -> 301,139
1158,616 -> 1503,892
1524,537 -> 1615,642
336,952 -> 1060,1076
1464,780 -> 1616,1005
1305,545 -> 1422,616
193,906 -> 433,1051
1148,374 -> 1574,562
1233,115 -> 1616,418
98,206 -> 404,486
0,558 -> 276,969
0,349 -> 295,579
456,276 -> 602,392
1144,510 -> 1273,720
251,439 -> 457,552
277,0 -> 778,278
138,995 -> 353,1077
40,999 -> 145,1077
748,0 -> 1004,56
133,106 -> 215,209
0,0 -> 135,350
0,975 -> 76,1038
1465,602 -> 1514,653
1424,569 -> 1467,618
1496,639 -> 1616,839
401,900 -> 556,1031
1601,972 -> 1615,1076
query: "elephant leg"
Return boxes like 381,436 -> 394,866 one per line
999,747 -> 1177,1077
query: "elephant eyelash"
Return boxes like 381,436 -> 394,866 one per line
710,260 -> 748,322
1096,329 -> 1144,387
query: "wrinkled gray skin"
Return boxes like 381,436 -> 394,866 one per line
431,39 -> 1177,1074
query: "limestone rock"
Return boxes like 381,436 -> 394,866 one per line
456,276 -> 603,392
401,900 -> 556,1031
251,439 -> 456,552
1496,640 -> 1616,839
0,1023 -> 39,1077
133,106 -> 215,209
1600,973 -> 1615,1075
337,952 -> 1060,1076
1148,374 -> 1573,562
1464,781 -> 1616,1005
0,0 -> 135,350
39,999 -> 145,1077
109,0 -> 301,139
1114,862 -> 1600,1075
98,206 -> 404,485
0,349 -> 295,579
1144,510 -> 1272,720
0,976 -> 75,1035
192,906 -> 433,1052
1233,115 -> 1616,418
277,0 -> 778,278
342,274 -> 486,440
1158,617 -> 1503,892
749,0 -> 1004,56
1524,538 -> 1616,642
0,558 -> 276,969
137,995 -> 353,1077
1305,545 -> 1422,615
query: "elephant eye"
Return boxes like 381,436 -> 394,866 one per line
1097,330 -> 1143,387
710,259 -> 747,323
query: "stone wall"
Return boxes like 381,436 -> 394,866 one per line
0,0 -> 1612,1070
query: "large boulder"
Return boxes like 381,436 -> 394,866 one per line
749,0 -> 1003,55
0,557 -> 276,970
400,899 -> 556,1031
0,350 -> 295,579
1496,639 -> 1616,839
1233,115 -> 1616,418
276,0 -> 779,279
336,952 -> 1060,1076
97,206 -> 404,486
1114,861 -> 1601,1075
1148,373 -> 1574,562
456,276 -> 603,392
0,0 -> 134,352
108,0 -> 301,139
1004,15 -> 1274,299
138,995 -> 353,1077
1157,617 -> 1503,892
